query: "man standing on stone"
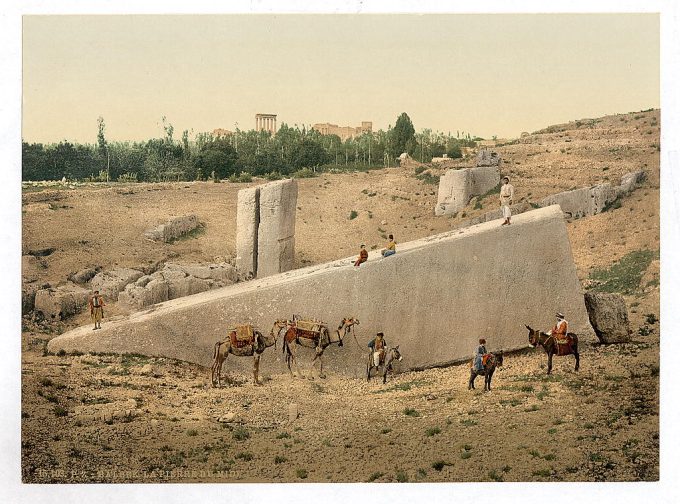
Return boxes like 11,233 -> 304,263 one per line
89,290 -> 105,330
500,176 -> 515,226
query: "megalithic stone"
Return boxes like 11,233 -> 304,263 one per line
235,187 -> 260,279
256,179 -> 298,278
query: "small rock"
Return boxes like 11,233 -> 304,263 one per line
150,419 -> 159,426
288,403 -> 299,422
139,364 -> 154,376
218,412 -> 237,423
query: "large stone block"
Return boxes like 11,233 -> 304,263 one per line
436,166 -> 500,216
90,268 -> 144,300
618,170 -> 646,195
35,282 -> 90,320
236,187 -> 260,279
476,149 -> 502,167
118,279 -> 169,309
584,292 -> 631,344
257,179 -> 298,277
539,184 -> 617,219
49,206 -> 593,377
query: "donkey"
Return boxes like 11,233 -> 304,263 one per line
525,325 -> 579,375
282,317 -> 359,378
210,324 -> 279,387
367,346 -> 403,384
468,351 -> 503,391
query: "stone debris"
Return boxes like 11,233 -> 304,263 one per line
118,262 -> 237,309
91,268 -> 144,300
584,292 -> 632,344
144,214 -> 200,243
68,267 -> 100,284
34,282 -> 90,320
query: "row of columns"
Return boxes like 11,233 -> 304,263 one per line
255,115 -> 277,134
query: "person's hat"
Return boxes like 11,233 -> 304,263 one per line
377,332 -> 384,337
502,176 -> 510,181
479,338 -> 486,344
94,290 -> 99,294
360,244 -> 365,247
556,312 -> 564,319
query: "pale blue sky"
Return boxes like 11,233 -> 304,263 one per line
23,14 -> 659,143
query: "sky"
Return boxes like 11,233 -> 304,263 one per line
22,13 -> 660,144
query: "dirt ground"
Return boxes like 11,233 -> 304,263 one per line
21,109 -> 660,482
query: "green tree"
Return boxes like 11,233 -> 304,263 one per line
390,112 -> 416,157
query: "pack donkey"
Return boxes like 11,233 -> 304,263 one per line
367,346 -> 402,384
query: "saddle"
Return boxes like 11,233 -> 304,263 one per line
482,353 -> 493,366
293,319 -> 326,340
230,325 -> 255,349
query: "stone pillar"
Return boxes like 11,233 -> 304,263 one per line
257,179 -> 298,277
236,187 -> 260,279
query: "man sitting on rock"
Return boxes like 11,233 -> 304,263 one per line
549,312 -> 569,343
354,244 -> 368,267
381,234 -> 396,257
89,290 -> 105,330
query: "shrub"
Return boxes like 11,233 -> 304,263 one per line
265,171 -> 282,181
274,455 -> 287,464
395,469 -> 408,482
53,405 -> 68,417
349,210 -> 358,220
403,408 -> 420,417
367,471 -> 383,482
238,172 -> 253,183
232,427 -> 250,441
296,468 -> 308,479
425,427 -> 441,437
292,168 -> 317,179
589,249 -> 658,295
186,429 -> 198,437
236,452 -> 253,461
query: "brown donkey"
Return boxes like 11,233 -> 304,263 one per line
525,325 -> 579,375
468,351 -> 503,391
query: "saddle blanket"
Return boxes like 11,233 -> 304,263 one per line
235,325 -> 254,341
482,353 -> 492,366
295,319 -> 325,333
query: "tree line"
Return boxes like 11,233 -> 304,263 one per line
22,113 -> 480,182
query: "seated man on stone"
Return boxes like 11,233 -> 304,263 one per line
354,244 -> 368,267
381,234 -> 396,257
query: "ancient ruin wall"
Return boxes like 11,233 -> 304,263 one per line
48,205 -> 592,377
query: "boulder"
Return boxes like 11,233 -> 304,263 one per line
90,268 -> 144,300
68,267 -> 99,284
22,282 -> 40,315
144,215 -> 200,243
584,292 -> 631,344
118,278 -> 169,309
618,171 -> 646,195
34,282 -> 90,320
288,403 -> 299,422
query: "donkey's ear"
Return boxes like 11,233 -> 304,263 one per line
395,345 -> 399,350
525,324 -> 531,330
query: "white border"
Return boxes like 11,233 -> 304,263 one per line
2,1 -> 678,503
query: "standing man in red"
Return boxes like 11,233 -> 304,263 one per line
89,290 -> 105,330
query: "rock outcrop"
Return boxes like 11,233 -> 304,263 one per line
539,184 -> 618,219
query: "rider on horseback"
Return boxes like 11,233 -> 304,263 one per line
473,338 -> 487,372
